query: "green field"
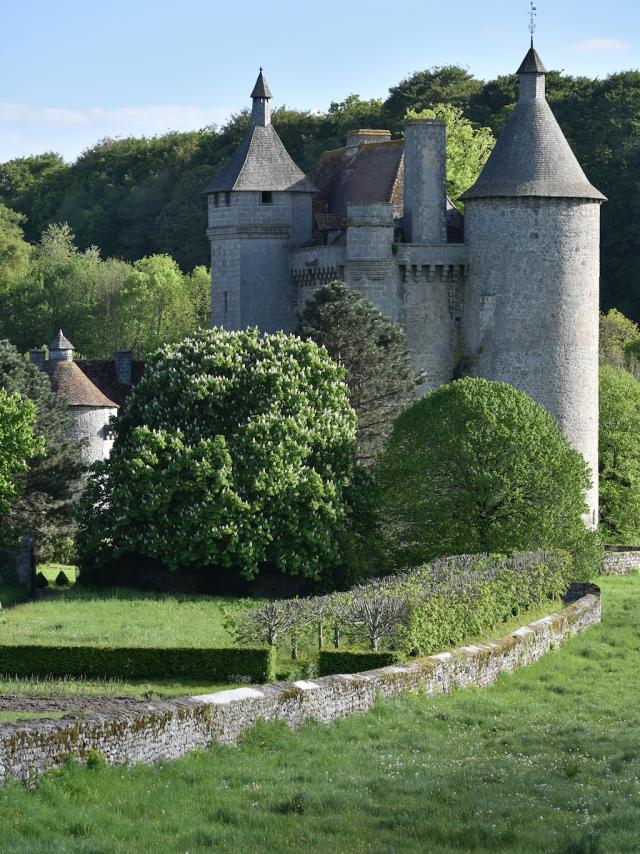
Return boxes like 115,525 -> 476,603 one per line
0,586 -> 244,647
0,574 -> 637,852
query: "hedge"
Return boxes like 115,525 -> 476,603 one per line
317,649 -> 402,676
0,645 -> 276,683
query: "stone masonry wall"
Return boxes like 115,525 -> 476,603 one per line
603,547 -> 640,575
0,590 -> 600,786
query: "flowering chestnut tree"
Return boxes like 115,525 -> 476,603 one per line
77,328 -> 357,580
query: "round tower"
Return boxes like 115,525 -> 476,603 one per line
461,44 -> 606,524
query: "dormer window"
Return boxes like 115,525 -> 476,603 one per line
261,191 -> 273,205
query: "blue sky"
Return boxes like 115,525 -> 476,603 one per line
2,0 -> 638,162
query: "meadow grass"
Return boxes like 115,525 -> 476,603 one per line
0,586 -> 245,647
0,574 -> 637,852
38,564 -> 78,586
0,711 -> 66,725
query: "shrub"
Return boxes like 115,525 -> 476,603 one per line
35,571 -> 48,589
55,570 -> 70,586
77,328 -> 356,583
374,378 -> 593,576
318,650 -> 401,676
0,644 -> 276,683
599,366 -> 640,544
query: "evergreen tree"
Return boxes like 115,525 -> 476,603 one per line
0,340 -> 84,559
299,282 -> 415,466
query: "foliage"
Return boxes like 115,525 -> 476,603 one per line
0,388 -> 43,542
374,378 -> 593,574
0,223 -> 210,358
600,309 -> 640,379
77,328 -> 356,581
298,281 -> 415,465
229,551 -> 572,658
599,366 -> 640,544
0,203 -> 30,286
405,104 -> 495,204
0,340 -> 84,560
385,66 -> 484,124
317,649 -> 400,675
0,643 -> 275,683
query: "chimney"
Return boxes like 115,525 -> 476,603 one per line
114,350 -> 132,385
29,349 -> 45,370
346,129 -> 392,157
403,119 -> 447,244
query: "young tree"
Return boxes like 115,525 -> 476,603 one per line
405,105 -> 495,205
0,341 -> 84,559
299,282 -> 415,466
599,366 -> 640,544
374,378 -> 595,574
384,66 -> 484,124
77,328 -> 357,582
0,390 -> 43,543
0,203 -> 30,288
600,309 -> 640,379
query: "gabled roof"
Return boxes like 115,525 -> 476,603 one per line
44,361 -> 117,408
251,68 -> 272,99
516,45 -> 548,74
203,123 -> 317,193
310,139 -> 405,216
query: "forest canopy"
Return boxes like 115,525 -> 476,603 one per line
0,64 -> 639,321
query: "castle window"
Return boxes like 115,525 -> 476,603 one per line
213,193 -> 219,208
261,191 -> 273,205
223,291 -> 228,316
224,192 -> 231,206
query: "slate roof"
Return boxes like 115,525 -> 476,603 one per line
44,361 -> 117,408
251,68 -> 272,99
203,123 -> 317,193
77,359 -> 145,407
516,45 -> 548,74
310,140 -> 405,216
49,330 -> 74,351
461,49 -> 605,201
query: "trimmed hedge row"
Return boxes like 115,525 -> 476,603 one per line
0,645 -> 276,683
317,649 -> 401,676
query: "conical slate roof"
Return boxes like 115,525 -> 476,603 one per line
461,48 -> 605,201
516,45 -> 547,74
44,361 -> 117,408
49,329 -> 74,351
203,122 -> 317,193
251,68 -> 272,99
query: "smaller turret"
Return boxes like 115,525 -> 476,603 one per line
250,67 -> 272,126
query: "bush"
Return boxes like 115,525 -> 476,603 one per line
318,650 -> 401,676
374,378 -> 593,576
55,570 -> 70,586
0,644 -> 276,683
599,366 -> 640,544
35,571 -> 47,589
77,328 -> 357,583
231,551 -> 572,660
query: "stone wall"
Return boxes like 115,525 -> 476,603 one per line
603,547 -> 640,575
0,589 -> 600,786
68,406 -> 117,466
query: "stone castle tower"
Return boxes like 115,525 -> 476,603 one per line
205,46 -> 605,521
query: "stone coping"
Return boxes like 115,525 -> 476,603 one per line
0,588 -> 601,786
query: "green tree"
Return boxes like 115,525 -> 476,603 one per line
374,378 -> 595,575
0,203 -> 30,288
406,104 -> 495,204
599,366 -> 640,544
384,66 -> 483,125
299,281 -> 415,465
0,389 -> 43,542
77,328 -> 357,581
0,341 -> 84,559
600,309 -> 640,378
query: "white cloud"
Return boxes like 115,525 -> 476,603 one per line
573,37 -> 630,53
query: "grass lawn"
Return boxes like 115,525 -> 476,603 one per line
0,586 -> 245,648
0,574 -> 637,852
0,711 -> 66,725
38,563 -> 78,586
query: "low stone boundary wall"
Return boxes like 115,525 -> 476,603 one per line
0,589 -> 601,786
603,547 -> 640,576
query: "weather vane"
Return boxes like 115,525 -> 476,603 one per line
529,2 -> 537,47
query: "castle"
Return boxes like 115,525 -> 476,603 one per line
204,44 -> 605,522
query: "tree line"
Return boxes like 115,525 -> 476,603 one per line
0,64 -> 639,317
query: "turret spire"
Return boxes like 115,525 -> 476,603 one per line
529,1 -> 537,49
251,68 -> 272,126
